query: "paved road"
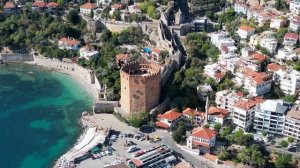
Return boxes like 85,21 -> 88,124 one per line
157,131 -> 219,168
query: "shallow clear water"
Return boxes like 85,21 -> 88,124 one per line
0,63 -> 93,168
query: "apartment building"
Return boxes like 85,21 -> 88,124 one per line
208,107 -> 228,125
273,69 -> 300,95
237,25 -> 255,39
290,0 -> 300,15
254,100 -> 290,135
259,34 -> 278,54
234,1 -> 249,15
215,90 -> 243,112
276,47 -> 298,61
80,3 -> 97,15
283,33 -> 299,46
233,97 -> 265,131
235,69 -> 272,96
284,105 -> 300,140
270,18 -> 287,30
210,32 -> 235,50
289,16 -> 300,32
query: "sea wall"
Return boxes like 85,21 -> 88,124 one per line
0,53 -> 34,63
26,56 -> 101,100
93,101 -> 119,113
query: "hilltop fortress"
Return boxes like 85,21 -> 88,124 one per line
120,61 -> 161,115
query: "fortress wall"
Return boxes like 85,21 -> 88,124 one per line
0,53 -> 34,62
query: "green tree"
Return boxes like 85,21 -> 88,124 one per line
214,123 -> 221,132
288,137 -> 294,143
282,95 -> 296,103
218,146 -> 230,161
172,121 -> 186,143
280,140 -> 289,148
205,11 -> 214,20
276,28 -> 288,43
57,0 -> 65,6
67,10 -> 80,25
262,131 -> 267,137
127,112 -> 148,128
275,154 -> 292,168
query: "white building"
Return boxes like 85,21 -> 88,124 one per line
215,90 -> 244,112
182,108 -> 205,125
234,1 -> 249,15
284,105 -> 300,140
208,107 -> 228,125
237,25 -> 255,39
187,127 -> 216,154
233,97 -> 265,131
155,110 -> 182,129
210,32 -> 235,50
283,33 -> 299,46
204,63 -> 227,83
80,3 -> 97,15
290,0 -> 300,15
235,70 -> 272,96
79,46 -> 99,60
254,100 -> 289,135
273,69 -> 300,95
58,37 -> 80,50
259,34 -> 278,54
276,47 -> 298,61
270,18 -> 287,30
289,16 -> 300,32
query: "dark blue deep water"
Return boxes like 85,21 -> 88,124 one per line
0,64 -> 93,168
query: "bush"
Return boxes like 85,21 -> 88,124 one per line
214,123 -> 221,132
287,137 -> 294,143
172,121 -> 186,143
127,112 -> 148,128
262,131 -> 267,137
280,140 -> 289,148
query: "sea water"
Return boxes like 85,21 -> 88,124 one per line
0,63 -> 93,168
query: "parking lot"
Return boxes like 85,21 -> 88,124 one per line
77,130 -> 161,168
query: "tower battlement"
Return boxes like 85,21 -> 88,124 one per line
120,62 -> 161,115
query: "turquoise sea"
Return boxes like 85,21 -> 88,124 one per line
0,63 -> 93,168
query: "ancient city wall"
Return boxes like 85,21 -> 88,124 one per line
0,53 -> 34,62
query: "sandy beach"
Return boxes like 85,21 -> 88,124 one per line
25,55 -> 100,101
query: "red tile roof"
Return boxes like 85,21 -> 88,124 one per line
111,3 -> 123,9
46,2 -> 59,8
214,72 -> 225,79
236,91 -> 244,97
192,127 -> 216,140
154,121 -> 169,129
284,33 -> 299,40
182,108 -> 204,117
267,63 -> 284,72
116,54 -> 129,61
244,69 -> 271,85
239,25 -> 255,32
4,2 -> 16,9
80,3 -> 97,9
152,49 -> 161,55
251,52 -> 266,62
157,110 -> 182,121
59,37 -> 80,46
234,97 -> 264,111
32,1 -> 47,7
208,107 -> 228,119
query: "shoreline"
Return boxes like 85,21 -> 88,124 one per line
22,55 -> 101,168
24,55 -> 100,101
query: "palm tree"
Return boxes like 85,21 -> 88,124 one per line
218,146 -> 229,161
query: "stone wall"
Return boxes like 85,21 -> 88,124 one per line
100,20 -> 158,33
94,101 -> 119,113
0,53 -> 34,62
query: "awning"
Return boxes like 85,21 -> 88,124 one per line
90,146 -> 101,153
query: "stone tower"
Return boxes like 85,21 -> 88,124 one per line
120,61 -> 161,115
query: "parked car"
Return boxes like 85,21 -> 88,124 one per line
127,146 -> 138,153
101,152 -> 106,156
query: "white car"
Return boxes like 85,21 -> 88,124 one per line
101,152 -> 106,156
127,146 -> 137,153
